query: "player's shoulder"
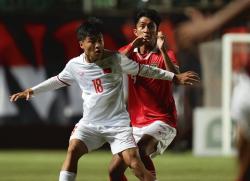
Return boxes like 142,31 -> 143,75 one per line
119,44 -> 130,52
103,49 -> 121,60
68,54 -> 83,64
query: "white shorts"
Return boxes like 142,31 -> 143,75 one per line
132,121 -> 177,158
231,72 -> 250,139
70,122 -> 137,154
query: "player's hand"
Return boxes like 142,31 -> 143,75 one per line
131,36 -> 146,48
157,31 -> 167,52
174,71 -> 200,85
10,88 -> 34,102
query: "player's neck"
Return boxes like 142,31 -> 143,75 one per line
84,52 -> 103,63
139,45 -> 154,54
85,55 -> 96,63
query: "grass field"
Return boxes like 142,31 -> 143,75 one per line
0,150 -> 236,181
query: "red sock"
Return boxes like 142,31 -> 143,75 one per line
141,155 -> 156,176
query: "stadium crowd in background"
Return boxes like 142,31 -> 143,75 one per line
108,8 -> 181,181
9,17 -> 199,181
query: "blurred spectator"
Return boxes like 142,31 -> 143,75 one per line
173,0 -> 250,150
231,43 -> 250,181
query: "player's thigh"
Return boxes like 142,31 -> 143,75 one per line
70,123 -> 106,153
137,134 -> 158,155
67,139 -> 88,157
105,126 -> 137,155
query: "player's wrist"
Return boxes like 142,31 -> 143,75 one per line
172,74 -> 178,84
26,88 -> 34,96
159,45 -> 167,53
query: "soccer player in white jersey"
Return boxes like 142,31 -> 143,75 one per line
10,18 -> 199,181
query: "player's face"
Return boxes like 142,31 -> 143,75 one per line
134,17 -> 158,46
80,34 -> 104,62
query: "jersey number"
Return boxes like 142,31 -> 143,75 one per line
92,78 -> 103,93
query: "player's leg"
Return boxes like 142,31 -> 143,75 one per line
106,125 -> 154,181
108,154 -> 128,181
134,121 -> 177,178
59,139 -> 88,181
108,135 -> 156,181
120,147 -> 155,181
60,123 -> 105,181
137,134 -> 158,176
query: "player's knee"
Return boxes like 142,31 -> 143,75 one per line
138,142 -> 156,157
139,145 -> 154,158
130,160 -> 145,178
129,157 -> 141,170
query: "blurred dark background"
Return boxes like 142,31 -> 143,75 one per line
0,0 -> 249,150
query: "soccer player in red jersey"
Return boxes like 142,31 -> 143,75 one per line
108,8 -> 183,181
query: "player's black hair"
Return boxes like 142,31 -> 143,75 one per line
76,17 -> 104,41
134,8 -> 161,27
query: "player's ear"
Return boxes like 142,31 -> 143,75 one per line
79,41 -> 84,49
133,29 -> 138,36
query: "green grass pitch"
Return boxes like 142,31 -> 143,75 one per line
0,150 -> 236,181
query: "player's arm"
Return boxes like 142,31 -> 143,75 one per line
119,36 -> 145,56
176,0 -> 250,49
10,62 -> 74,102
9,76 -> 69,102
119,54 -> 200,85
157,31 -> 180,74
139,64 -> 199,85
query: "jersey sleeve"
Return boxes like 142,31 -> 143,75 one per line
119,53 -> 140,75
31,61 -> 75,95
118,45 -> 127,53
57,61 -> 75,86
119,53 -> 174,81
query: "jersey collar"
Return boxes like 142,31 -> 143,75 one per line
133,47 -> 158,60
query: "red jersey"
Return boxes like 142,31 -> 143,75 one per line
119,45 -> 178,128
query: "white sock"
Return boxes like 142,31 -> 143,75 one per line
59,170 -> 76,181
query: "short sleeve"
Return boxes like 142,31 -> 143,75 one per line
58,61 -> 75,86
119,53 -> 139,75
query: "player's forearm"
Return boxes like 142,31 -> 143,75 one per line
208,0 -> 249,31
31,76 -> 67,95
160,49 -> 180,74
138,64 -> 175,81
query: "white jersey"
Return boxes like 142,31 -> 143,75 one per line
58,53 -> 132,126
32,51 -> 174,127
231,71 -> 250,139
